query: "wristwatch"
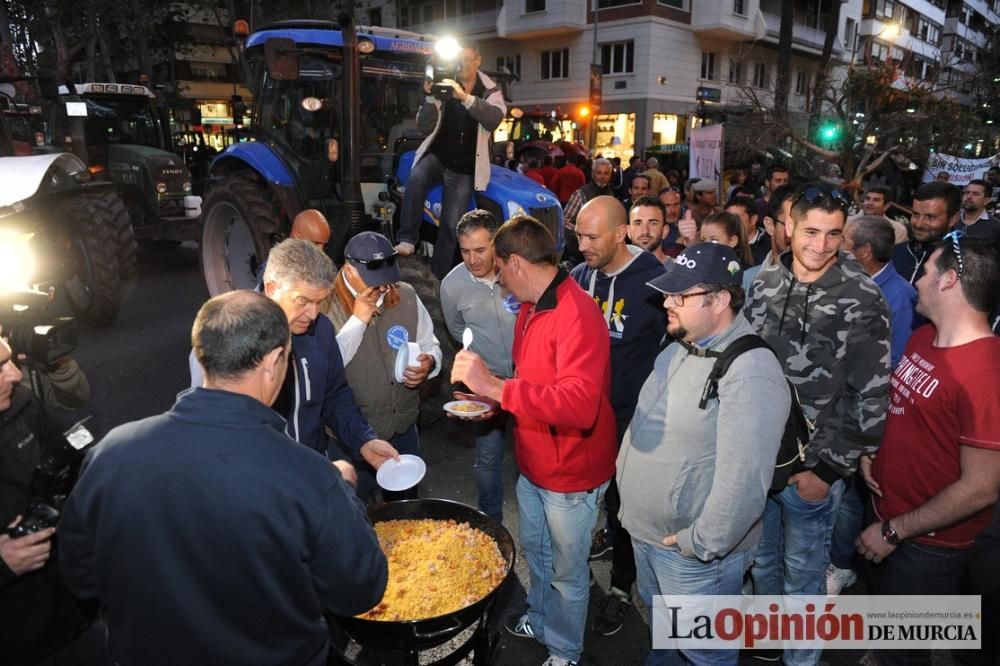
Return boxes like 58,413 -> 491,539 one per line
881,520 -> 901,545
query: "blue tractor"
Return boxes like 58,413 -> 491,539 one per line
199,18 -> 563,295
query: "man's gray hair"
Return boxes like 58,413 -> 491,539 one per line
646,156 -> 659,169
262,238 -> 336,291
593,157 -> 612,172
849,215 -> 895,263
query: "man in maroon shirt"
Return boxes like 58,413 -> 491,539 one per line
859,235 -> 1000,666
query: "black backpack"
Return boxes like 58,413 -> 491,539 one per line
696,335 -> 813,494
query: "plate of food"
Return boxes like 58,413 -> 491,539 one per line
443,400 -> 492,418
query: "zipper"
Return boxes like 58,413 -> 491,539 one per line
301,357 -> 311,402
287,360 -> 300,441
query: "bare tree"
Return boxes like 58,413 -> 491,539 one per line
772,0 -> 793,122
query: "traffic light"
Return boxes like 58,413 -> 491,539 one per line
819,122 -> 841,142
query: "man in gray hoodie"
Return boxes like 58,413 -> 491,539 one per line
618,242 -> 790,666
744,184 -> 891,666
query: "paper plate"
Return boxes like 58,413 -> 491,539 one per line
394,344 -> 409,383
443,400 -> 492,418
376,454 -> 427,492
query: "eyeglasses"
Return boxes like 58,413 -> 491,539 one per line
942,229 -> 965,278
792,186 -> 851,214
664,290 -> 712,306
346,253 -> 397,271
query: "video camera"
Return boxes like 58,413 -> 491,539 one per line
425,37 -> 465,101
7,418 -> 94,538
1,288 -> 77,366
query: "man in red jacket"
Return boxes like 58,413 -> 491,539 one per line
452,216 -> 617,666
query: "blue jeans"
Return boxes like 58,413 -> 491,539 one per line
750,479 -> 843,666
830,476 -> 866,570
473,424 -> 505,522
633,541 -> 756,666
397,152 -> 475,280
517,474 -> 609,663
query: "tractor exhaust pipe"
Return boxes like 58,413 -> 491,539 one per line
337,12 -> 366,257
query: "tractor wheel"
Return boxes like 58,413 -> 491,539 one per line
58,197 -> 123,326
200,175 -> 284,297
84,190 -> 136,278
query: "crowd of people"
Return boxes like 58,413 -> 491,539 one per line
2,39 -> 999,666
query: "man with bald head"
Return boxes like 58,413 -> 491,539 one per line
290,209 -> 332,249
569,195 -> 666,636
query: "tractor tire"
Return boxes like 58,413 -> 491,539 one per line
84,190 -> 136,278
200,175 -> 284,297
58,197 -> 123,326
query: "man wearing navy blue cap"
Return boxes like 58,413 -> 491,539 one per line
617,242 -> 790,666
327,232 -> 442,501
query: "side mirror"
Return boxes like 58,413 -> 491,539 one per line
264,38 -> 299,81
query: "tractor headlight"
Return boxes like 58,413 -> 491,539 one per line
0,232 -> 35,293
506,200 -> 527,219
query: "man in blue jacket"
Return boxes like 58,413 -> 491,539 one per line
192,239 -> 399,470
59,291 -> 388,666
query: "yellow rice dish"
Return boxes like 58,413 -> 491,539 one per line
359,519 -> 507,621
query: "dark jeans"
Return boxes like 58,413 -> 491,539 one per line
876,540 -> 972,666
830,475 -> 867,570
397,152 -> 475,280
956,535 -> 1000,666
606,416 -> 636,593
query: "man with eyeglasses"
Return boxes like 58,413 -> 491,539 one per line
745,184 -> 890,666
191,239 -> 401,479
617,242 -> 790,666
892,182 -> 961,286
326,232 -> 441,501
857,234 -> 1000,666
393,43 -> 506,280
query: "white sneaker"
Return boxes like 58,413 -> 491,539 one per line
394,241 -> 416,256
542,656 -> 578,666
826,563 -> 858,595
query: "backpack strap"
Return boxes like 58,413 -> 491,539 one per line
698,335 -> 773,409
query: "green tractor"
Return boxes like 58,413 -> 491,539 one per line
54,82 -> 203,270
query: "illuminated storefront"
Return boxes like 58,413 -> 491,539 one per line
592,112 -> 635,161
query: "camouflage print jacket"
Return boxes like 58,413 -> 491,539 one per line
744,251 -> 891,483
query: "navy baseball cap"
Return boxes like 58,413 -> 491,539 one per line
344,232 -> 402,286
647,242 -> 743,294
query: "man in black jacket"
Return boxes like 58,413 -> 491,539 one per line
59,291 -> 388,666
0,335 -> 98,665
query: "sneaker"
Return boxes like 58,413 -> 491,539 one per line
394,241 -> 416,256
542,657 -> 578,666
826,563 -> 858,596
588,527 -> 613,561
504,612 -> 535,639
592,586 -> 631,636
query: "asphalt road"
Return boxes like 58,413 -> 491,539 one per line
65,246 -> 942,666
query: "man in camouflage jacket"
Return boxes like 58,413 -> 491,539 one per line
744,184 -> 890,666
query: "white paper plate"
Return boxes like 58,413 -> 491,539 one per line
394,344 -> 409,383
443,400 -> 492,418
376,454 -> 427,492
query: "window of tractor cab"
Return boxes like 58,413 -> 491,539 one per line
82,95 -> 163,150
258,55 -> 343,162
358,57 -> 426,182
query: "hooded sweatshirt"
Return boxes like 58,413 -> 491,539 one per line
744,251 -> 891,483
617,316 -> 790,560
570,246 -> 666,423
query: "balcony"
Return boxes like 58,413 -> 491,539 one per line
497,0 -> 587,41
405,8 -> 501,37
691,0 -> 763,41
944,17 -> 988,49
760,11 -> 845,57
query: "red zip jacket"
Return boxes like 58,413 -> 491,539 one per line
501,269 -> 618,492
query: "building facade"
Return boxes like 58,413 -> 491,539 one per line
370,0 -> 866,161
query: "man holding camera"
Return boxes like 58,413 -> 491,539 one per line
393,43 -> 506,280
0,334 -> 99,665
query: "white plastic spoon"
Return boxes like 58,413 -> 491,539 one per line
462,327 -> 474,351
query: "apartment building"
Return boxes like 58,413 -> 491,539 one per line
365,0 -> 864,161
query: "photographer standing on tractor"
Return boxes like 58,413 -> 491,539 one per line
393,42 -> 506,280
0,333 -> 105,665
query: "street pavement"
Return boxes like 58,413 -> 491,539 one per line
65,246 -> 950,666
